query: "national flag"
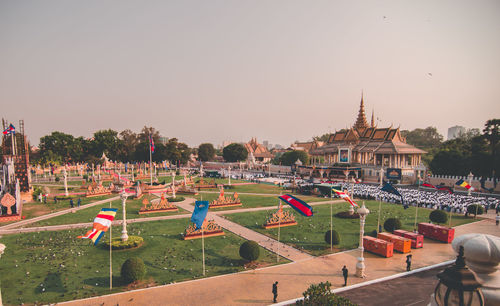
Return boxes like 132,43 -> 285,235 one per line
332,188 -> 359,208
78,208 -> 117,245
149,135 -> 155,153
191,201 -> 209,229
455,179 -> 475,191
422,183 -> 436,189
436,186 -> 454,194
278,194 -> 313,216
381,181 -> 408,209
2,124 -> 15,135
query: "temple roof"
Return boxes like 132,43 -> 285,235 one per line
353,93 -> 369,132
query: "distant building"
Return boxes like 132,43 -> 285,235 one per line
159,136 -> 168,145
305,94 -> 426,183
290,140 -> 324,153
263,140 -> 270,149
221,140 -> 233,148
244,138 -> 274,163
447,126 -> 466,140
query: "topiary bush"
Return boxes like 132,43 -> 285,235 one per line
334,211 -> 360,219
383,218 -> 402,232
429,209 -> 448,224
121,257 -> 146,284
167,196 -> 185,202
324,230 -> 340,245
239,241 -> 260,262
32,186 -> 43,200
467,204 -> 484,217
368,229 -> 378,237
55,176 -> 60,182
104,236 -> 144,250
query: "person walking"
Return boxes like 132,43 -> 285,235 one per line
342,265 -> 348,286
272,281 -> 278,303
70,199 -> 74,208
406,254 -> 412,271
496,213 -> 499,226
77,198 -> 81,207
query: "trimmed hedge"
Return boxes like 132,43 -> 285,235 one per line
121,257 -> 146,284
429,209 -> 448,224
467,204 -> 484,216
324,230 -> 340,245
103,236 -> 144,250
383,218 -> 402,232
167,196 -> 185,202
239,241 -> 260,262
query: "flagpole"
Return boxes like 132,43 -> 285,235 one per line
414,183 -> 420,232
202,227 -> 205,276
149,134 -> 153,186
377,197 -> 382,233
109,201 -> 112,290
11,132 -> 15,156
330,186 -> 333,251
277,194 -> 281,263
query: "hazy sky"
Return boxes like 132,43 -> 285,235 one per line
1,0 -> 499,147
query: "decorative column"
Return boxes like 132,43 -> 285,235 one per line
468,172 -> 474,196
171,171 -> 176,199
120,190 -> 129,241
63,167 -> 69,196
356,203 -> 370,278
228,166 -> 231,186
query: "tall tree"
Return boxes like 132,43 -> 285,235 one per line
91,129 -> 122,161
279,150 -> 309,166
119,129 -> 139,162
39,131 -> 78,164
401,127 -> 443,150
223,143 -> 248,162
483,119 -> 500,176
198,143 -> 215,161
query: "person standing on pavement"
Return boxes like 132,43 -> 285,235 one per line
406,254 -> 412,271
342,265 -> 348,286
272,281 -> 278,303
70,199 -> 74,208
77,198 -> 81,207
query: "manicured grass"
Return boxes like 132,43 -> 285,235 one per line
27,197 -> 189,227
0,219 -> 287,305
225,200 -> 479,256
194,193 -> 330,211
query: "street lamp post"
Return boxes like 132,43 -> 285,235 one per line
228,166 -> 231,186
356,202 -> 370,278
120,190 -> 129,241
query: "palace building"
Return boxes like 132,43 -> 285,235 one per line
244,138 -> 274,163
301,95 -> 426,183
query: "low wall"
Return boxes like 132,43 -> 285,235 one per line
428,175 -> 500,193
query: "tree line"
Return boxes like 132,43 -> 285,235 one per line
30,126 -> 191,166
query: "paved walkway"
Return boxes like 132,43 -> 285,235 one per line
60,218 -> 499,306
0,196 -> 120,230
176,200 -> 313,262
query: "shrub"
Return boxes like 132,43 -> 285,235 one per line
296,281 -> 357,306
383,218 -> 402,232
239,241 -> 260,262
466,204 -> 484,217
104,236 -> 144,250
55,176 -> 60,182
121,257 -> 146,284
429,209 -> 448,224
368,229 -> 378,237
176,170 -> 180,175
223,185 -> 235,190
324,230 -> 340,245
32,186 -> 43,200
167,196 -> 185,202
83,174 -> 88,181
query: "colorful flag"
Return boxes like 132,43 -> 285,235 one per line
78,208 -> 117,245
422,183 -> 436,189
381,181 -> 407,209
278,194 -> 313,216
2,124 -> 15,135
436,186 -> 454,194
149,135 -> 155,153
455,179 -> 475,191
332,189 -> 359,208
191,201 -> 209,229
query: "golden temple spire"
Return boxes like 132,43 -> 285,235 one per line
371,109 -> 375,128
354,92 -> 369,131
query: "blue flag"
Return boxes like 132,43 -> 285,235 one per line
381,181 -> 408,209
191,201 -> 209,229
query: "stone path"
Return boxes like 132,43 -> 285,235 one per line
0,196 -> 120,230
176,200 -> 313,262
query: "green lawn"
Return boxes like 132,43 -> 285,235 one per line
225,200 -> 479,256
195,193 -> 330,211
0,219 -> 287,305
27,197 -> 190,228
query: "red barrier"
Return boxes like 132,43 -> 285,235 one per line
418,223 -> 455,243
377,232 -> 412,253
393,230 -> 424,248
363,236 -> 393,258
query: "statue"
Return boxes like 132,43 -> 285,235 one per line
209,187 -> 242,209
264,204 -> 297,229
139,193 -> 178,214
183,219 -> 224,240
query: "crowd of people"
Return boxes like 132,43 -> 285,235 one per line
335,182 -> 500,214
